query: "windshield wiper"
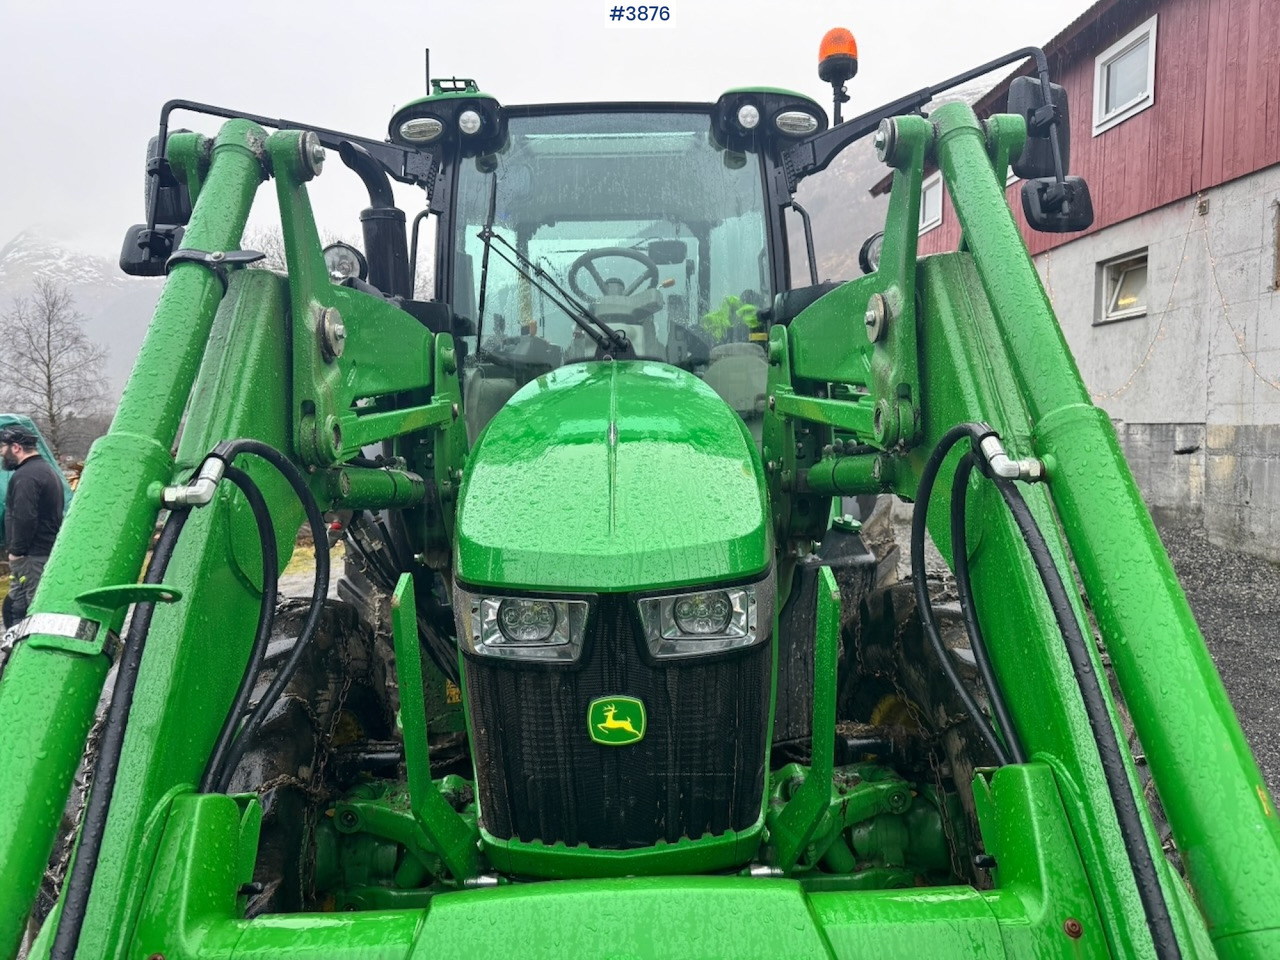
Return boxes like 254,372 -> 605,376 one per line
473,173 -> 632,357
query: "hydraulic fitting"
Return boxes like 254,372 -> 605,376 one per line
978,435 -> 1045,482
161,457 -> 226,508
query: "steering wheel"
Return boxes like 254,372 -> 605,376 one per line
568,247 -> 660,300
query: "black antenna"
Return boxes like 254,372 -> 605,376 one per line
424,48 -> 430,93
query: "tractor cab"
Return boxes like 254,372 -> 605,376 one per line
390,90 -> 829,443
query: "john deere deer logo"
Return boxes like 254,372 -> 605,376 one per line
588,696 -> 646,746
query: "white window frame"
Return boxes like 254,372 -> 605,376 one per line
1092,14 -> 1158,136
1097,250 -> 1149,324
919,171 -> 943,235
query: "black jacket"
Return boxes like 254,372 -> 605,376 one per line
6,455 -> 64,557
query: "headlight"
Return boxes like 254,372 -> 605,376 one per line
458,110 -> 482,135
736,103 -> 760,130
455,586 -> 588,661
496,598 -> 557,642
637,571 -> 774,659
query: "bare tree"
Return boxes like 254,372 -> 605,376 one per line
0,280 -> 109,457
242,226 -> 290,272
243,226 -> 361,274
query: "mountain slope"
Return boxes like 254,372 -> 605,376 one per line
0,232 -> 161,400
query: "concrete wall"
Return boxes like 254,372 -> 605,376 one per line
1034,165 -> 1280,561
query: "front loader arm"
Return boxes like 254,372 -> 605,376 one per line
0,120 -> 462,958
769,102 -> 1280,959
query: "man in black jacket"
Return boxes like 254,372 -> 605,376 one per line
0,425 -> 64,626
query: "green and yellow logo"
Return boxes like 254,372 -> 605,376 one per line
588,696 -> 646,746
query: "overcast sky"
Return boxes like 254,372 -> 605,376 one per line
1,0 -> 1095,253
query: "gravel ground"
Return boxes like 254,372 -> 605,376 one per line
1157,520 -> 1280,797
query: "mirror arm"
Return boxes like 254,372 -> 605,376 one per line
781,46 -> 1058,194
144,99 -> 433,240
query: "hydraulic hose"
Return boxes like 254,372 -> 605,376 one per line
51,437 -> 325,954
208,439 -> 329,793
922,420 -> 1179,958
910,423 -> 1013,765
950,453 -> 1027,764
50,508 -> 192,960
200,466 -> 279,793
994,476 -> 1181,960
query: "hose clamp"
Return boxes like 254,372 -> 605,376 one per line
166,248 -> 266,294
1,613 -> 118,665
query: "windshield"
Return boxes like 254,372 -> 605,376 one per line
452,111 -> 772,374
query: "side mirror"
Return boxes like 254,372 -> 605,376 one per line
144,132 -> 194,228
1007,77 -> 1070,181
648,240 -> 688,265
119,224 -> 184,277
1021,177 -> 1093,233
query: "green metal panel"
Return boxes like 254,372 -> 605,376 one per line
111,764 -> 1127,959
265,130 -> 444,469
455,360 -> 771,591
767,566 -> 839,870
414,878 -> 834,959
479,819 -> 765,879
901,252 -> 1199,959
129,793 -> 424,959
389,573 -> 479,881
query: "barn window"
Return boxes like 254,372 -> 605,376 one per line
919,172 -> 943,234
1097,251 -> 1149,323
1093,15 -> 1158,135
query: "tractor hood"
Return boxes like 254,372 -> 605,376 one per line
455,360 -> 770,592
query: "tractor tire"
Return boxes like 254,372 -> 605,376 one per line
224,598 -> 395,915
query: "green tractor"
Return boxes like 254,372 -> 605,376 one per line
1,29 -> 1277,960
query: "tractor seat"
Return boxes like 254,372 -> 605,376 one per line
701,341 -> 768,443
463,368 -> 520,445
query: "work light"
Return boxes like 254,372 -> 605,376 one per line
322,242 -> 368,282
775,110 -> 819,135
398,117 -> 444,143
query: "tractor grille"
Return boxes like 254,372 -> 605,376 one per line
464,595 -> 771,849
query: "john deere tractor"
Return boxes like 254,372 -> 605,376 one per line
1,29 -> 1277,960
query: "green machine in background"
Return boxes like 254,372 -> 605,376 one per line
0,27 -> 1276,960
